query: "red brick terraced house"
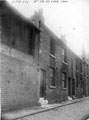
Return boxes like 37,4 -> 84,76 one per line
31,11 -> 69,103
30,10 -> 89,101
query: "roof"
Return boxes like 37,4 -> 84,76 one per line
0,1 -> 40,32
40,21 -> 66,47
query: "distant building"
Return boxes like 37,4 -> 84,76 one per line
66,46 -> 84,98
81,44 -> 89,96
86,54 -> 89,64
30,10 -> 89,102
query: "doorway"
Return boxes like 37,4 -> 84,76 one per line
40,69 -> 46,98
68,78 -> 71,96
72,79 -> 75,96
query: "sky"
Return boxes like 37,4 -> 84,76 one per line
6,0 -> 89,56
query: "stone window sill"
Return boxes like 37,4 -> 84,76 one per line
49,86 -> 56,89
62,61 -> 68,65
62,87 -> 67,90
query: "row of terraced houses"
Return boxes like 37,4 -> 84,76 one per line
0,1 -> 89,112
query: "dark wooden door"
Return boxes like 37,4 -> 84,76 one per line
72,79 -> 75,96
68,78 -> 71,96
40,69 -> 46,98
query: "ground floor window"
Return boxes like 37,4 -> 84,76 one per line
62,72 -> 67,88
49,67 -> 55,86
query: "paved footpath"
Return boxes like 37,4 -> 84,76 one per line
23,99 -> 89,120
2,97 -> 89,120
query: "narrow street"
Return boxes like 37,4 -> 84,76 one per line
1,2 -> 89,120
20,99 -> 89,120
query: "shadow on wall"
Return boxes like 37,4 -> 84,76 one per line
0,1 -> 40,57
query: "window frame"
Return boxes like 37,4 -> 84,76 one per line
62,72 -> 67,88
62,48 -> 67,63
50,38 -> 55,56
49,67 -> 56,87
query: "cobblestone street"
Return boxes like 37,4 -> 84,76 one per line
21,99 -> 89,120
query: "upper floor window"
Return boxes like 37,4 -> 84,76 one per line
80,62 -> 82,73
87,65 -> 89,75
28,28 -> 36,56
50,38 -> 55,55
50,38 -> 55,67
0,25 -> 1,41
62,49 -> 67,63
76,59 -> 78,71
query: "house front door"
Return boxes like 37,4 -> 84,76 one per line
40,69 -> 46,98
72,79 -> 75,96
68,78 -> 71,96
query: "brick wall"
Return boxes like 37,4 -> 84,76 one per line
84,63 -> 89,96
1,9 -> 40,111
38,23 -> 68,103
1,46 -> 39,111
67,48 -> 84,98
